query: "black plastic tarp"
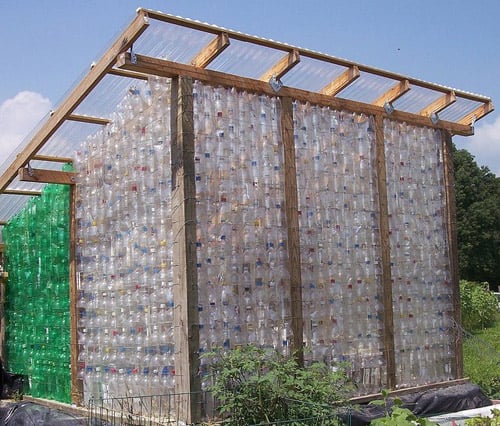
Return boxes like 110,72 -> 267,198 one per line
340,383 -> 493,426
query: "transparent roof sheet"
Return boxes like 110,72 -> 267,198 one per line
0,7 -> 493,226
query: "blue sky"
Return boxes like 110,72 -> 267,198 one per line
1,0 -> 499,175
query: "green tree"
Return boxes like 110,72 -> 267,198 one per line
452,146 -> 500,291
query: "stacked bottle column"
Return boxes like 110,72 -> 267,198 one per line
192,83 -> 292,385
384,120 -> 454,388
293,103 -> 385,394
75,78 -> 176,405
2,181 -> 71,403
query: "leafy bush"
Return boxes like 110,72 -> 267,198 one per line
204,345 -> 353,425
460,280 -> 498,331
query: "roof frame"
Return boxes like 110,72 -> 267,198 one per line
0,6 -> 494,216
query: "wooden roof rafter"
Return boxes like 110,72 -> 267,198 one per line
191,32 -> 230,68
457,100 -> 494,126
320,65 -> 360,96
420,91 -> 457,117
259,49 -> 300,82
373,79 -> 411,107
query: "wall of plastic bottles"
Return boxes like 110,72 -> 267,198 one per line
3,181 -> 71,403
384,120 -> 454,388
73,77 -> 455,405
193,84 -> 292,385
74,78 -> 175,404
293,105 -> 385,392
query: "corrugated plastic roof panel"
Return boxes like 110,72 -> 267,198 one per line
0,8 -> 493,226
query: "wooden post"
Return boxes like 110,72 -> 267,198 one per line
281,96 -> 304,365
441,130 -> 463,378
374,115 -> 396,389
69,184 -> 83,404
0,244 -> 6,364
170,76 -> 201,424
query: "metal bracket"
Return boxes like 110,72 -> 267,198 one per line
27,162 -> 35,177
130,44 -> 137,65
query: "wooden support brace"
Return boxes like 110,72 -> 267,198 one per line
260,49 -> 300,82
67,114 -> 111,126
320,65 -> 360,96
3,189 -> 42,196
191,32 -> 230,68
33,154 -> 73,164
107,67 -> 150,80
373,79 -> 411,107
18,168 -> 76,185
419,91 -> 456,117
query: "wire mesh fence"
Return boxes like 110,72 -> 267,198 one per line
87,392 -> 352,425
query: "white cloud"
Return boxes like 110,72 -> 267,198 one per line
0,91 -> 52,166
461,115 -> 500,176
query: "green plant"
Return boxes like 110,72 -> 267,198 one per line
465,408 -> 500,425
204,345 -> 353,425
460,280 -> 498,331
463,315 -> 500,399
369,389 -> 438,426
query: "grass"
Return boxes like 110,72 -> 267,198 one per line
463,313 -> 500,400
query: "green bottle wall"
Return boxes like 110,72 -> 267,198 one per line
2,179 -> 71,403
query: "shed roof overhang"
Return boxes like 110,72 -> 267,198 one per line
0,7 -> 494,226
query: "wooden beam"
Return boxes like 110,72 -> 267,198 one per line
350,378 -> 470,404
191,32 -> 230,68
259,49 -> 300,82
69,185 -> 82,404
281,96 -> 304,365
320,65 -> 360,96
441,130 -> 463,379
116,52 -> 474,136
67,114 -> 111,125
3,189 -> 41,196
373,79 -> 411,107
170,76 -> 201,424
457,100 -> 494,126
18,168 -> 76,185
375,115 -> 396,389
33,154 -> 73,163
0,223 -> 6,227
107,67 -> 150,80
420,91 -> 456,117
0,10 -> 149,193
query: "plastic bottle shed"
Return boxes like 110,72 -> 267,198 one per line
0,8 -> 493,425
